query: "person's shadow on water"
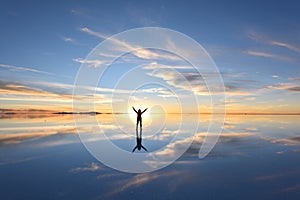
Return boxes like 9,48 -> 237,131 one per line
132,125 -> 148,153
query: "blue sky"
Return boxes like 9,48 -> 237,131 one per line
0,0 -> 300,112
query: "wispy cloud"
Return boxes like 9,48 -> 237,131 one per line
244,50 -> 293,62
247,30 -> 300,54
0,80 -> 72,98
79,27 -> 180,61
243,97 -> 256,101
143,62 -> 194,70
73,58 -> 105,67
80,27 -> 108,39
270,41 -> 300,53
0,63 -> 53,75
288,77 -> 300,82
61,36 -> 76,44
266,83 -> 300,92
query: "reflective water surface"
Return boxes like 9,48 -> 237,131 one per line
1,114 -> 300,199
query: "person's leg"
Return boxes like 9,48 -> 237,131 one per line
140,118 -> 142,127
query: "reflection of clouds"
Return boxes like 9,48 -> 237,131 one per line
255,169 -> 300,194
96,173 -> 124,180
223,125 -> 236,129
0,112 -> 63,119
270,137 -> 300,146
154,137 -> 194,157
69,162 -> 101,173
0,127 -> 77,145
3,114 -> 300,164
105,170 -> 182,197
0,114 -> 123,147
152,130 -> 256,159
256,172 -> 292,181
0,155 -> 44,166
281,184 -> 300,192
245,127 -> 258,131
0,115 -> 78,146
152,129 -> 179,140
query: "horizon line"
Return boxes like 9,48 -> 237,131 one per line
1,109 -> 300,115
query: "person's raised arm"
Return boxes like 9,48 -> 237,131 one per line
141,145 -> 148,152
142,108 -> 148,114
132,106 -> 138,113
132,146 -> 137,153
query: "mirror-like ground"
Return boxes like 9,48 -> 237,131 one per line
1,114 -> 300,199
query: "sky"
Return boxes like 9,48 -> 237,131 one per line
0,0 -> 300,113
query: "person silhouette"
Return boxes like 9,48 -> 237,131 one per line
132,126 -> 147,152
132,106 -> 148,127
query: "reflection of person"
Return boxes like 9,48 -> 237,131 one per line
132,126 -> 147,152
132,106 -> 148,127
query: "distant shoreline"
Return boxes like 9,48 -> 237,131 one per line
0,109 -> 300,116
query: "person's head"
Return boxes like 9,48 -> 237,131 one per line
138,109 -> 141,112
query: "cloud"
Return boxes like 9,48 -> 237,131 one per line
73,58 -> 105,67
80,27 -> 108,39
69,162 -> 101,173
61,36 -> 76,44
243,97 -> 256,101
266,83 -> 300,92
0,63 -> 53,75
148,70 -> 208,95
143,62 -> 194,70
0,80 -> 73,98
288,77 -> 300,82
148,69 -> 250,96
244,50 -> 293,62
247,30 -> 300,54
0,79 -> 139,111
288,87 -> 300,92
79,27 -> 180,61
270,41 -> 300,53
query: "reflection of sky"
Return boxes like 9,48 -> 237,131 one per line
1,114 -> 300,199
